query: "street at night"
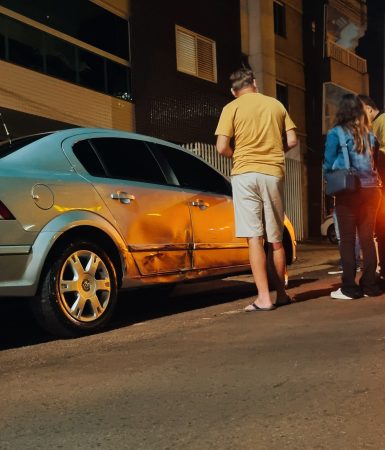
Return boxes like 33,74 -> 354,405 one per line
1,1 -> 385,448
1,242 -> 385,449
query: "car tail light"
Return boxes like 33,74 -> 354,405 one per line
0,201 -> 15,220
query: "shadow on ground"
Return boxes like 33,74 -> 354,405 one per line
0,276 -> 320,351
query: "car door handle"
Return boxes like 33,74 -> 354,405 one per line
190,200 -> 209,209
111,192 -> 135,204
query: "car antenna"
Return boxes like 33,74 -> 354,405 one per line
0,112 -> 12,145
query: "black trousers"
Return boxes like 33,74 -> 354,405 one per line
335,187 -> 381,297
375,186 -> 385,277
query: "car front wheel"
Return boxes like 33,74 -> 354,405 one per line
33,240 -> 118,337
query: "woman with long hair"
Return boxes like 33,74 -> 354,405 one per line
324,93 -> 382,299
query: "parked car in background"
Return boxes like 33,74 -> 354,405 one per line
0,129 -> 296,337
321,215 -> 338,244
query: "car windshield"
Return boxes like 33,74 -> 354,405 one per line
0,133 -> 52,158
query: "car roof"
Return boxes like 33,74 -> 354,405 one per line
1,128 -> 186,152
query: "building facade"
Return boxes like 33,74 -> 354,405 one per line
358,0 -> 385,109
303,0 -> 368,236
0,0 -> 375,240
130,0 -> 242,145
241,0 -> 307,239
0,0 -> 134,137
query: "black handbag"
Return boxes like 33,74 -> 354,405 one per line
324,126 -> 359,196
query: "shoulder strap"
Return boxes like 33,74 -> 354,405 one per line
336,126 -> 350,169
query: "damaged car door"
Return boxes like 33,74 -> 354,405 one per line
69,136 -> 193,276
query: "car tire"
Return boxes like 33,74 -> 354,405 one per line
327,224 -> 338,245
32,240 -> 118,338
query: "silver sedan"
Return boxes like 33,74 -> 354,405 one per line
0,128 -> 296,337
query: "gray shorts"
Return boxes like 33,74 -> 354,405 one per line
231,172 -> 285,242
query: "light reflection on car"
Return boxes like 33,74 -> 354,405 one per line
0,129 -> 296,337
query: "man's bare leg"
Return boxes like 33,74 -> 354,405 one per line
247,236 -> 274,308
267,242 -> 288,304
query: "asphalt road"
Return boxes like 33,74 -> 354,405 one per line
1,241 -> 385,449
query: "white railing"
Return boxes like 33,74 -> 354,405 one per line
326,40 -> 367,73
184,142 -> 304,241
284,158 -> 304,241
184,142 -> 232,177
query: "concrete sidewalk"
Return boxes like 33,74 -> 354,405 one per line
289,239 -> 340,277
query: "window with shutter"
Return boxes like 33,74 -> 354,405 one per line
175,25 -> 217,83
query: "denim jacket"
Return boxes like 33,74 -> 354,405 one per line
323,126 -> 382,188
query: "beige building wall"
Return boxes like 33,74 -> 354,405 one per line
90,0 -> 130,17
240,0 -> 277,96
0,0 -> 134,132
240,0 -> 308,239
274,0 -> 305,135
0,61 -> 134,131
329,60 -> 369,94
240,0 -> 306,137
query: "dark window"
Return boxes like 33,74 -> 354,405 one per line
106,60 -> 131,100
5,16 -> 44,72
311,20 -> 316,47
78,49 -> 105,92
0,0 -> 129,59
0,13 -> 131,100
152,144 -> 231,195
0,18 -> 5,59
72,140 -> 105,177
44,34 -> 76,83
273,1 -> 286,37
276,82 -> 289,110
89,138 -> 166,184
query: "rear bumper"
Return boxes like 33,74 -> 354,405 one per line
0,231 -> 59,297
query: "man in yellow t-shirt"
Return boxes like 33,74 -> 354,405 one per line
359,94 -> 385,278
215,68 -> 297,312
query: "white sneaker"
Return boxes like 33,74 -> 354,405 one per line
330,288 -> 354,300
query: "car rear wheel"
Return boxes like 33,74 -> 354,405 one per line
33,240 -> 118,337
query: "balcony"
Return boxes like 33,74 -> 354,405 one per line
325,40 -> 367,74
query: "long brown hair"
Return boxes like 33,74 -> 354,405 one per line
335,93 -> 371,154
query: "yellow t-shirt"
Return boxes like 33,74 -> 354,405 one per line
215,92 -> 296,177
373,112 -> 385,179
373,113 -> 385,152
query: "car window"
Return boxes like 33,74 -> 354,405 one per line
72,140 -> 106,177
152,143 -> 231,195
89,137 -> 167,184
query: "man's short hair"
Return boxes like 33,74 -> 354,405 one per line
358,94 -> 378,110
230,68 -> 255,92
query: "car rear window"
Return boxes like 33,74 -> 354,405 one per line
72,140 -> 106,177
74,137 -> 168,185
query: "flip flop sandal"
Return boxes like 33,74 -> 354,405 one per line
274,295 -> 293,307
244,302 -> 276,312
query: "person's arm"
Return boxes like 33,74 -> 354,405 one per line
284,128 -> 298,152
216,135 -> 234,158
323,129 -> 339,172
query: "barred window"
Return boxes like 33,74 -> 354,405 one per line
175,25 -> 217,83
276,82 -> 289,110
273,1 -> 286,37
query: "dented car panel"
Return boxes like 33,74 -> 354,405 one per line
187,192 -> 250,269
85,179 -> 193,276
